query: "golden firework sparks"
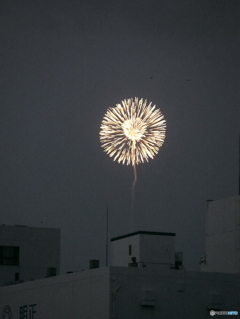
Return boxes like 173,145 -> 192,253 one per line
100,97 -> 166,166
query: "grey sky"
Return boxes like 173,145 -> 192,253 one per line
0,0 -> 239,272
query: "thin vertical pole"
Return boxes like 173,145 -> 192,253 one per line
239,135 -> 240,195
106,207 -> 108,266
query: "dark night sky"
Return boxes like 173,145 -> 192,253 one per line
0,0 -> 239,272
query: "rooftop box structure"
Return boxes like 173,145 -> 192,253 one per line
111,231 -> 176,269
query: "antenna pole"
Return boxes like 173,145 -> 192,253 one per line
106,207 -> 108,266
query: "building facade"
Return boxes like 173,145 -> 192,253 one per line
0,266 -> 239,319
0,225 -> 60,285
201,196 -> 240,274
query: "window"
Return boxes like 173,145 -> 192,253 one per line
0,246 -> 19,266
129,245 -> 132,256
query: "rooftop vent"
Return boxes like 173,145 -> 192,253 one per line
89,260 -> 99,269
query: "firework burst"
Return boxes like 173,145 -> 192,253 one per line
100,97 -> 166,166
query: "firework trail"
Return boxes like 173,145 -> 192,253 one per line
131,163 -> 137,213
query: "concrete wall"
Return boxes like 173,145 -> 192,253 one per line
139,234 -> 175,268
0,268 -> 110,319
0,225 -> 60,285
201,196 -> 240,273
110,267 -> 240,319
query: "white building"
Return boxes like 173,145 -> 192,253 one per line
0,219 -> 239,318
111,231 -> 177,269
0,225 -> 60,285
201,196 -> 240,274
0,266 -> 239,319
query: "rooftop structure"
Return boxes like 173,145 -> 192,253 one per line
111,230 -> 182,270
0,225 -> 60,285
